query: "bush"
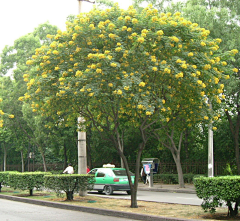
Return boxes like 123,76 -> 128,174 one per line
0,171 -> 19,192
153,173 -> 201,184
194,176 -> 240,217
8,172 -> 51,196
44,174 -> 95,200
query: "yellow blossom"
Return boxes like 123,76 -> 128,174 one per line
225,75 -> 230,79
146,111 -> 152,115
157,30 -> 164,35
110,63 -> 117,67
139,82 -> 146,87
233,68 -> 238,72
137,37 -> 145,43
117,90 -> 122,95
26,60 -> 34,65
231,49 -> 238,55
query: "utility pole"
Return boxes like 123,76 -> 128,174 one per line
77,0 -> 94,196
77,0 -> 95,13
208,102 -> 214,177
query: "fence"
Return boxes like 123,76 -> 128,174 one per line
111,161 -> 229,176
0,161 -> 230,175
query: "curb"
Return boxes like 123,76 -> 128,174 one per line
0,194 -> 201,221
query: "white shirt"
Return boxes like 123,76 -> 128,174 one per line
63,166 -> 74,174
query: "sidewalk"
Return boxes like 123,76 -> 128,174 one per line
138,183 -> 196,194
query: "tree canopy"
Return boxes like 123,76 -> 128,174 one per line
21,3 -> 238,207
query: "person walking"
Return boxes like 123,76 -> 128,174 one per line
140,166 -> 147,184
63,163 -> 74,174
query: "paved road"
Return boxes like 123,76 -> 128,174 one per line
0,199 -> 138,221
88,190 -> 203,206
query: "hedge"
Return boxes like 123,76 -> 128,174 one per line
8,172 -> 51,196
194,176 -> 240,217
44,174 -> 95,200
153,173 -> 202,184
0,171 -> 19,192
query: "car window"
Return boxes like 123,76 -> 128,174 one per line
113,170 -> 134,176
105,169 -> 114,177
96,171 -> 105,177
88,169 -> 97,175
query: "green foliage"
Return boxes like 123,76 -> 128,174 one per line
8,172 -> 51,196
194,176 -> 240,217
153,173 -> 200,184
44,174 -> 95,200
0,171 -> 10,183
0,171 -> 18,188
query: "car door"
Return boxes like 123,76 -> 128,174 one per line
94,169 -> 107,191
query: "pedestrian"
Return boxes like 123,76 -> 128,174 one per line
63,163 -> 74,174
87,165 -> 90,173
140,166 -> 147,184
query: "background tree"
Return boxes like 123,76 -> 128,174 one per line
132,0 -> 240,174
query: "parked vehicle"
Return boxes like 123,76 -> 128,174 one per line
88,164 -> 135,195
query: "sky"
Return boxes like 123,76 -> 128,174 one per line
0,0 -> 133,53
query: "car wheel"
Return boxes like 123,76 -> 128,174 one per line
104,185 -> 113,195
126,190 -> 131,195
98,190 -> 103,194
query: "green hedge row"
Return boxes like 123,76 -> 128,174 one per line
0,171 -> 19,191
194,176 -> 240,217
8,172 -> 51,196
44,174 -> 95,200
0,171 -> 95,200
153,173 -> 203,184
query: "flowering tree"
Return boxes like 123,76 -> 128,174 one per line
24,4 -> 236,207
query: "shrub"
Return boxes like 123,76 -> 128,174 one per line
44,174 -> 95,200
153,173 -> 201,184
0,171 -> 19,192
194,176 -> 240,217
8,172 -> 51,196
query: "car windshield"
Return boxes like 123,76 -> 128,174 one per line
113,170 -> 134,176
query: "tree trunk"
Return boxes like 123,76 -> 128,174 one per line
64,142 -> 67,169
163,130 -> 185,188
227,200 -> 239,217
175,155 -> 185,188
66,191 -> 74,200
40,151 -> 47,172
3,144 -> 7,172
86,127 -> 92,169
113,129 -> 146,208
21,150 -> 24,172
226,110 -> 240,174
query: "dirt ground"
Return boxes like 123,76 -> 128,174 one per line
1,188 -> 239,221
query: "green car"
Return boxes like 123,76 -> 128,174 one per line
88,165 -> 135,195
